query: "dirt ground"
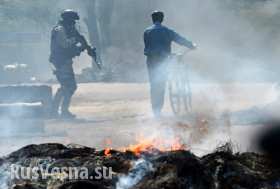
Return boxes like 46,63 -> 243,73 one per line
0,82 -> 278,156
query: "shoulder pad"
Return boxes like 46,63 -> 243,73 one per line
53,25 -> 65,32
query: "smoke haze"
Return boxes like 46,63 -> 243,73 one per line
0,0 -> 279,159
1,0 -> 280,82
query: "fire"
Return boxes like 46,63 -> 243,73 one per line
104,148 -> 112,156
103,135 -> 187,156
126,139 -> 156,155
170,137 -> 186,151
104,138 -> 113,157
124,135 -> 186,156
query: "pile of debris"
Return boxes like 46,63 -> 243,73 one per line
0,143 -> 279,189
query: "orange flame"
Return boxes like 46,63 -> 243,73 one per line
103,135 -> 186,156
104,148 -> 112,156
125,136 -> 186,156
104,138 -> 113,157
126,139 -> 155,156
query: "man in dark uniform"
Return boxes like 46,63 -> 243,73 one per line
144,11 -> 197,117
49,10 -> 92,119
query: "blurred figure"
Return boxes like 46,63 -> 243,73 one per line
144,11 -> 197,117
49,10 -> 93,119
258,121 -> 280,164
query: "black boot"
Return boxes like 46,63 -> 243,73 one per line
60,110 -> 76,119
60,92 -> 76,119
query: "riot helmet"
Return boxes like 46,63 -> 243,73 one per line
61,9 -> 80,21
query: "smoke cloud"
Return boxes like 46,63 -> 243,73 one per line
116,158 -> 154,189
0,0 -> 279,158
1,0 -> 279,82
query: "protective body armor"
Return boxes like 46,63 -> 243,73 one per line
49,22 -> 82,65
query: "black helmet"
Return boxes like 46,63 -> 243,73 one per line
61,9 -> 80,21
151,11 -> 164,23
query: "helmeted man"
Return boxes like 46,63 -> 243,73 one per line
144,11 -> 197,117
49,10 -> 90,118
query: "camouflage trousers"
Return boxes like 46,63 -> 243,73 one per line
52,62 -> 77,114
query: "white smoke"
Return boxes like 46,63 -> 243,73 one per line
116,159 -> 154,189
0,164 -> 10,189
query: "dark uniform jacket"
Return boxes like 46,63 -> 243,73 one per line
49,22 -> 82,66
